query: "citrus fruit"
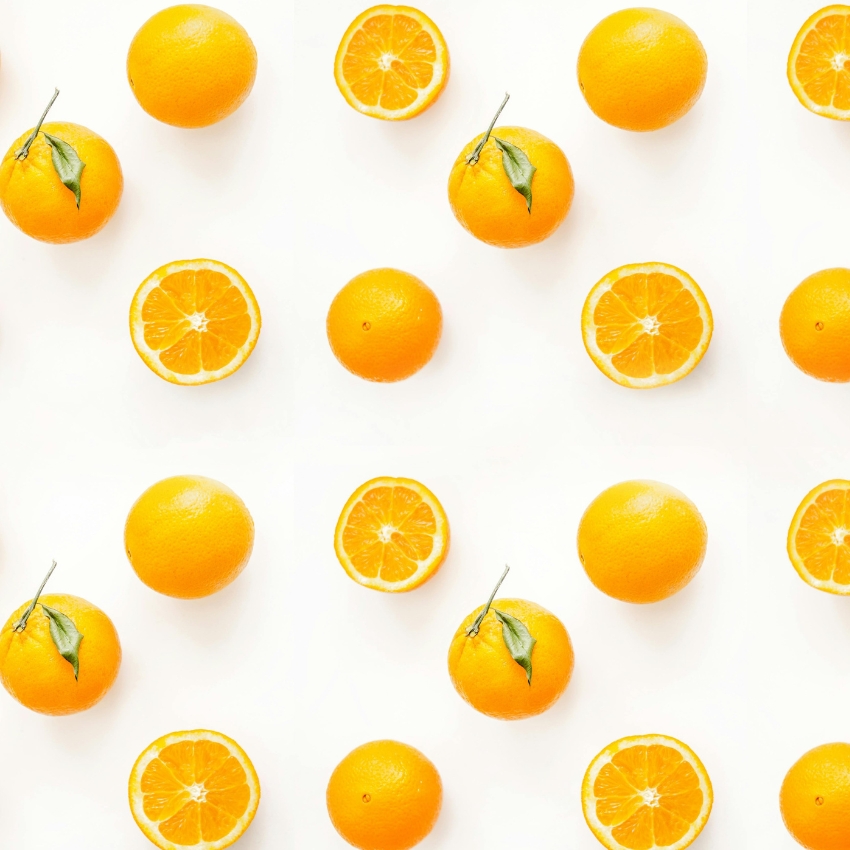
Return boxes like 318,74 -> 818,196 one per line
788,6 -> 850,120
780,268 -> 850,382
781,742 -> 850,850
326,268 -> 442,382
448,94 -> 574,248
582,734 -> 713,850
787,479 -> 850,595
129,729 -> 261,850
129,258 -> 261,386
334,5 -> 449,120
327,739 -> 442,850
334,477 -> 449,592
125,475 -> 254,599
581,262 -> 713,389
127,5 -> 257,128
577,480 -> 708,604
577,8 -> 707,131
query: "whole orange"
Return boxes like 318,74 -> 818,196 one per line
327,740 -> 442,850
781,743 -> 850,850
127,4 -> 257,128
577,480 -> 707,603
448,597 -> 574,720
0,121 -> 123,243
780,268 -> 850,382
125,475 -> 254,599
0,593 -> 121,715
327,268 -> 443,382
577,8 -> 707,132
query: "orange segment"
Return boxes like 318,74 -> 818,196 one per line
581,262 -> 713,389
334,5 -> 450,120
129,730 -> 260,850
130,259 -> 261,386
582,735 -> 713,850
334,476 -> 450,592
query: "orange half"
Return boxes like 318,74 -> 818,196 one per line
582,734 -> 713,850
788,479 -> 850,595
581,262 -> 713,389
334,476 -> 450,592
334,5 -> 450,120
130,259 -> 261,386
129,729 -> 261,850
788,6 -> 850,120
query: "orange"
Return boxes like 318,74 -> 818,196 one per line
781,742 -> 850,850
787,479 -> 850,595
577,480 -> 708,604
129,729 -> 261,850
326,268 -> 442,382
780,268 -> 850,382
788,6 -> 850,120
578,8 -> 707,132
334,5 -> 449,120
582,734 -> 713,850
327,740 -> 442,850
127,5 -> 257,128
581,262 -> 713,389
125,475 -> 254,599
130,258 -> 261,386
334,476 -> 449,592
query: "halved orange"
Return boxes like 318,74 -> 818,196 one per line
788,479 -> 850,595
334,476 -> 449,592
130,259 -> 261,386
334,5 -> 450,120
129,729 -> 261,850
788,6 -> 850,120
582,734 -> 713,850
581,262 -> 713,389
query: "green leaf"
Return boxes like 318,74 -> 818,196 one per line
493,608 -> 536,685
493,137 -> 536,213
41,604 -> 84,680
42,132 -> 86,208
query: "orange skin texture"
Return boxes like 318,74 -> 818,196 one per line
448,126 -> 574,248
577,480 -> 707,604
781,743 -> 850,850
780,268 -> 850,382
0,122 -> 123,243
327,740 -> 442,850
577,8 -> 707,132
327,268 -> 443,382
448,598 -> 574,720
0,594 -> 121,715
125,475 -> 254,599
127,4 -> 258,128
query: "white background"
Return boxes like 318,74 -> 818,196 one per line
0,0 -> 840,847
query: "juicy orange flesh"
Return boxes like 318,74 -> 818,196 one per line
141,269 -> 252,375
342,485 -> 437,582
342,13 -> 437,110
794,488 -> 850,585
593,273 -> 704,378
141,739 -> 251,845
795,13 -> 850,109
593,744 -> 704,850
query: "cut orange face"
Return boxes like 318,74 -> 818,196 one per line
334,5 -> 450,120
788,6 -> 850,120
130,259 -> 261,386
582,734 -> 713,850
129,729 -> 260,850
582,262 -> 713,389
788,479 -> 850,595
334,476 -> 449,592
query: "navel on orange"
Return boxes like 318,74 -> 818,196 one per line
581,262 -> 713,389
